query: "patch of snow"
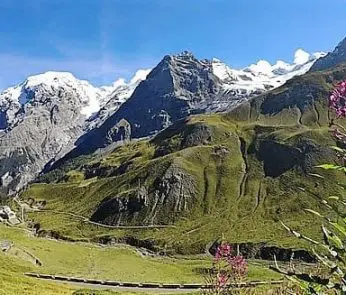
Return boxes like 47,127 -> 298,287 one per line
130,69 -> 151,85
212,49 -> 327,100
0,48 -> 326,130
212,60 -> 237,82
0,68 -> 152,127
24,71 -> 76,88
294,49 -> 310,65
311,52 -> 326,60
247,60 -> 274,76
85,69 -> 151,130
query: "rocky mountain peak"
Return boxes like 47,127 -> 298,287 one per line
161,51 -> 197,63
64,48 -> 329,161
0,71 -> 106,129
143,51 -> 219,102
310,36 -> 346,72
0,69 -> 150,192
334,37 -> 346,54
177,50 -> 194,58
0,44 -> 333,193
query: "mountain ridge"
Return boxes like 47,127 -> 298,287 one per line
0,70 -> 150,193
0,48 -> 323,124
55,49 -> 323,163
0,48 -> 327,193
24,63 -> 346,255
310,37 -> 346,72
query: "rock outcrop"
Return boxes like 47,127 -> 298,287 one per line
0,79 -> 87,192
310,37 -> 346,72
90,164 -> 195,226
0,205 -> 20,225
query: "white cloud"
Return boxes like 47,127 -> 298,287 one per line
130,69 -> 152,84
248,60 -> 273,75
294,49 -> 311,65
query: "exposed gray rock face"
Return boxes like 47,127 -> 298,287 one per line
0,84 -> 87,192
0,71 -> 117,192
310,37 -> 346,72
112,50 -> 223,136
90,164 -> 195,225
90,191 -> 148,226
144,164 -> 195,224
0,205 -> 20,225
85,69 -> 151,130
0,46 -> 328,191
252,138 -> 336,178
0,70 -> 150,193
62,50 -> 323,163
59,52 -> 228,158
181,123 -> 213,148
105,119 -> 132,144
86,96 -> 125,130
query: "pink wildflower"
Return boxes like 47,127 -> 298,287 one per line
329,81 -> 346,118
216,271 -> 228,287
214,242 -> 232,261
333,129 -> 346,142
228,255 -> 248,280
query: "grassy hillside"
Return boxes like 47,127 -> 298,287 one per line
0,253 -> 75,295
0,224 -> 281,294
19,65 -> 346,256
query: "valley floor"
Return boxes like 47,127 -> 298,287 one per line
0,224 -> 286,295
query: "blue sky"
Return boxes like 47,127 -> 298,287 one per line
0,0 -> 345,90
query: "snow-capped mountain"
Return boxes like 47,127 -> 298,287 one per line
60,49 -> 325,161
0,72 -> 103,129
0,49 -> 323,132
211,49 -> 326,104
0,70 -> 150,130
86,69 -> 151,130
0,70 -> 150,193
0,48 -> 326,193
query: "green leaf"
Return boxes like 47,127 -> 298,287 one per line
287,276 -> 310,290
322,225 -> 344,250
330,146 -> 346,153
329,222 -> 346,238
316,164 -> 343,170
308,173 -> 325,179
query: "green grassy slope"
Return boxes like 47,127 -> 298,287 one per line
0,225 -> 280,287
20,65 -> 346,255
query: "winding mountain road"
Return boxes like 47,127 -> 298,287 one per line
36,279 -> 195,293
25,273 -> 284,293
